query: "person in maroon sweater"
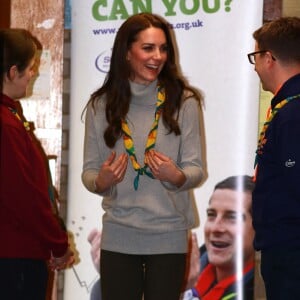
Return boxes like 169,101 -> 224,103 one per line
0,28 -> 74,299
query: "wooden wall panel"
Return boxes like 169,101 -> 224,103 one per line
263,0 -> 283,21
283,0 -> 300,16
0,0 -> 11,28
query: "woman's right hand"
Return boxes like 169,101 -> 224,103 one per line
94,151 -> 128,192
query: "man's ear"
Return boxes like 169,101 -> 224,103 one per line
265,52 -> 276,68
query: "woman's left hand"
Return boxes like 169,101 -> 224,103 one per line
145,150 -> 186,187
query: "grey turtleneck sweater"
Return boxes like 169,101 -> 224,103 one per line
82,80 -> 203,254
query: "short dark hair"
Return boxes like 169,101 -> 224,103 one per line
0,28 -> 37,74
0,28 -> 38,93
212,175 -> 254,215
214,175 -> 255,193
253,17 -> 300,63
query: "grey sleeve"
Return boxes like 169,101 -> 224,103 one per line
162,97 -> 204,191
81,103 -> 112,197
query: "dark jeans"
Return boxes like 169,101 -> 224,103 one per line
261,249 -> 300,300
100,250 -> 186,300
0,258 -> 48,300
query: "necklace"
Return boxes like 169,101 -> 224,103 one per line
8,107 -> 31,131
255,93 -> 300,168
122,85 -> 165,190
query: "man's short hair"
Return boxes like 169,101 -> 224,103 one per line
212,175 -> 254,215
214,175 -> 255,194
253,17 -> 300,63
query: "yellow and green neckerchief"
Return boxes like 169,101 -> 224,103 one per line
254,93 -> 300,181
8,107 -> 30,131
255,93 -> 300,168
122,85 -> 165,190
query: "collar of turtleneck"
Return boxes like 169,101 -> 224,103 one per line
129,80 -> 158,106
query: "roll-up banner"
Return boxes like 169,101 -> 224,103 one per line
65,1 -> 263,299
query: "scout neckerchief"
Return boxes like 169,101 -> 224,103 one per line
194,260 -> 254,300
8,107 -> 30,131
254,93 -> 300,181
122,85 -> 165,190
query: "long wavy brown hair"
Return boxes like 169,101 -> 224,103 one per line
85,12 -> 202,148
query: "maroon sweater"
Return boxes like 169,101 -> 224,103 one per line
0,94 -> 68,259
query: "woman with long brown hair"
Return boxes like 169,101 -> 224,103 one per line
82,13 -> 204,300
